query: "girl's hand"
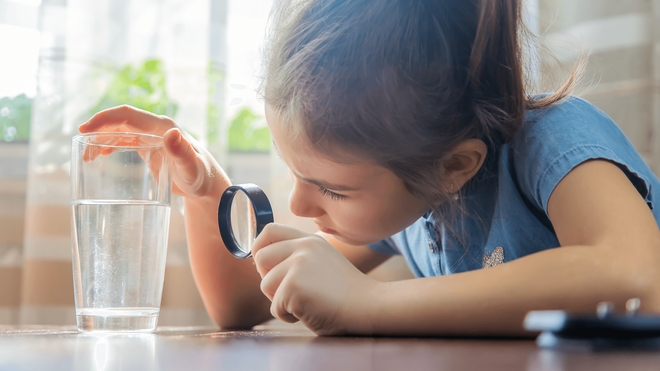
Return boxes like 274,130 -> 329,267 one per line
79,105 -> 229,199
251,223 -> 381,335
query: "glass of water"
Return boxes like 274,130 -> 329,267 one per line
71,132 -> 171,332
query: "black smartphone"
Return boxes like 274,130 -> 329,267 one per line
524,310 -> 660,350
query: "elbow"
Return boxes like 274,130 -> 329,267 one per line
615,247 -> 660,311
210,308 -> 269,330
212,316 -> 260,331
204,292 -> 273,330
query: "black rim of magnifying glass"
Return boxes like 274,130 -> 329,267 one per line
218,183 -> 274,259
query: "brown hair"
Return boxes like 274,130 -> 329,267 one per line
263,0 -> 578,213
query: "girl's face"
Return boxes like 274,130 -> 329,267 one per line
266,106 -> 429,246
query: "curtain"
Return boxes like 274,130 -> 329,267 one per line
0,0 -> 228,326
0,143 -> 28,323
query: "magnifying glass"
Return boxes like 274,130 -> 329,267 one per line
217,183 -> 274,259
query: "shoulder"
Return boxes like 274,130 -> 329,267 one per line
519,96 -> 621,147
528,95 -> 606,119
508,95 -> 654,213
513,95 -> 629,183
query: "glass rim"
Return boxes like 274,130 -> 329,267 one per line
72,132 -> 164,149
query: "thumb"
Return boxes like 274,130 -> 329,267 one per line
163,127 -> 205,192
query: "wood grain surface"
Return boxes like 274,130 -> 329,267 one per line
1,323 -> 659,371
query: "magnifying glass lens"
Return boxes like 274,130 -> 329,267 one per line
218,183 -> 274,259
230,190 -> 257,254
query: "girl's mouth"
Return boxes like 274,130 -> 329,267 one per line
315,223 -> 337,234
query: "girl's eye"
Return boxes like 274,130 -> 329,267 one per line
318,187 -> 347,201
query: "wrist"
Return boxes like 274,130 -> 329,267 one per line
200,162 -> 230,202
349,278 -> 388,336
183,189 -> 222,221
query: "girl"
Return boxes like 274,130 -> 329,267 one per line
80,0 -> 660,336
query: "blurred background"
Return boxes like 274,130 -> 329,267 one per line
0,0 -> 658,326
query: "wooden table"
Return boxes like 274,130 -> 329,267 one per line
1,323 -> 659,371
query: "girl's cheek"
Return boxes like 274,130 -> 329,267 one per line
337,205 -> 366,226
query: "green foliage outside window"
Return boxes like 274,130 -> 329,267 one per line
90,58 -> 270,152
89,59 -> 178,118
228,107 -> 270,152
0,61 -> 271,152
0,94 -> 32,143
1,60 -> 176,144
0,57 -> 269,151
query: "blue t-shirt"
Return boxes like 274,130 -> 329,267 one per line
368,96 -> 660,277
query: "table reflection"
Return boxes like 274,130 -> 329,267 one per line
1,326 -> 660,371
73,333 -> 156,371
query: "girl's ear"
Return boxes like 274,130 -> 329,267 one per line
440,139 -> 487,192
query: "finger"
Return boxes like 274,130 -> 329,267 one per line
81,132 -> 158,163
274,309 -> 299,324
82,144 -> 99,162
144,147 -> 166,185
259,254 -> 293,300
163,128 -> 204,189
270,273 -> 301,324
98,136 -> 134,157
253,239 -> 297,278
81,135 -> 124,162
163,127 -> 197,160
251,224 -> 311,259
79,105 -> 173,136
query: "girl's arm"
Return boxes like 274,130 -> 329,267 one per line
371,160 -> 660,336
185,201 -> 391,328
186,194 -> 393,329
250,159 -> 660,336
183,194 -> 273,328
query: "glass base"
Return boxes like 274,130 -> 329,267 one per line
77,308 -> 159,332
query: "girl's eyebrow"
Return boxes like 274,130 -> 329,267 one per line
296,173 -> 359,192
272,140 -> 359,191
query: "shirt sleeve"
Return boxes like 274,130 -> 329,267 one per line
367,237 -> 400,255
512,96 -> 654,215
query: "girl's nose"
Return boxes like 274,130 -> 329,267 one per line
288,181 -> 325,218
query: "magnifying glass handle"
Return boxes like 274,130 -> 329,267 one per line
218,183 -> 274,259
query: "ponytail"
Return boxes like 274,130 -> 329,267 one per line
467,0 -> 581,147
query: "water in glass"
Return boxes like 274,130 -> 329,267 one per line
71,200 -> 170,332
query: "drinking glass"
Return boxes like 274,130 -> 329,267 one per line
70,132 -> 171,332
